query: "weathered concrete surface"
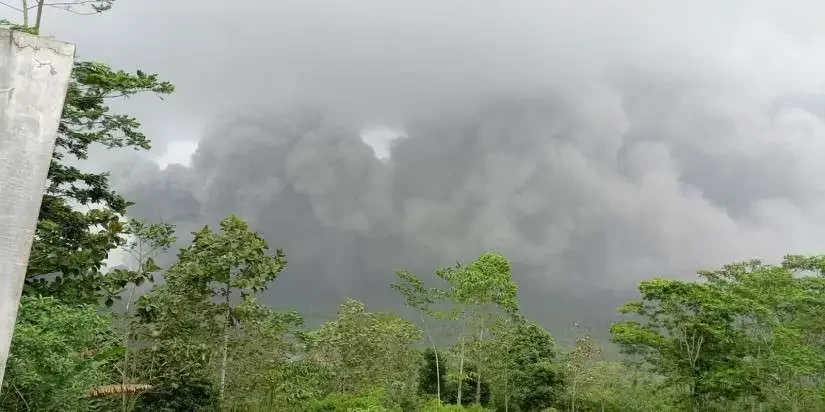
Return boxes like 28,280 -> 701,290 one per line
0,29 -> 75,386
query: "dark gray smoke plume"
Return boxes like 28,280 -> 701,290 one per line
111,85 -> 825,330
62,0 -> 825,331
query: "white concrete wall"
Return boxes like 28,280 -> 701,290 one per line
0,29 -> 74,386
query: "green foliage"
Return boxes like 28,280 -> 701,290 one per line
419,348 -> 446,397
443,253 -> 520,406
0,296 -> 121,412
0,18 -> 37,34
257,359 -> 334,410
135,215 -> 289,407
26,61 -> 174,304
442,364 -> 491,406
7,100 -> 825,412
611,257 -> 825,411
102,219 -> 176,306
132,242 -> 222,411
308,299 -> 422,395
164,214 -> 287,300
484,316 -> 562,411
439,252 -> 519,314
419,399 -> 493,411
394,253 -> 520,406
394,252 -> 519,321
305,387 -> 399,412
563,332 -> 602,412
392,269 -> 449,315
9,7 -> 825,412
564,361 -> 678,412
221,303 -> 305,409
95,219 -> 177,411
133,374 -> 218,412
137,214 -> 288,339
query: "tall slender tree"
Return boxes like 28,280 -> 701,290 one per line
102,219 -> 176,412
394,252 -> 518,406
439,252 -> 519,405
159,215 -> 287,401
392,269 -> 449,402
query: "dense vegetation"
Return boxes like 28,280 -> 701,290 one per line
2,7 -> 825,412
6,207 -> 825,411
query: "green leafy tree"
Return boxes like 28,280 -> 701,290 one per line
305,387 -> 397,412
133,374 -> 218,412
392,252 -> 518,404
221,303 -> 304,410
418,348 -> 447,400
394,252 -> 519,406
392,270 -> 450,402
611,275 -> 738,410
0,296 -> 121,411
3,5 -> 173,306
714,257 -> 825,411
100,219 -> 176,412
484,316 -> 561,412
102,220 -> 176,305
573,361 -> 677,412
563,331 -> 602,412
307,299 -> 422,397
132,286 -> 219,412
439,252 -> 519,405
2,0 -> 173,312
132,216 -> 287,410
259,358 -> 334,411
611,257 -> 825,411
145,215 -> 287,401
417,349 -> 493,407
25,60 -> 174,304
781,254 -> 825,351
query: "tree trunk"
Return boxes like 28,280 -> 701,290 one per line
504,368 -> 509,412
22,0 -> 29,27
219,290 -> 231,401
475,326 -> 484,404
688,381 -> 698,412
420,316 -> 441,402
571,381 -> 577,412
433,344 -> 441,404
457,319 -> 466,405
34,0 -> 44,33
219,326 -> 229,399
122,285 -> 137,412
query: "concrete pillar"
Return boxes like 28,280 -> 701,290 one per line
0,29 -> 75,386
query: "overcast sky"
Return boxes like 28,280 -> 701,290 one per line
6,0 -> 825,329
11,0 -> 825,156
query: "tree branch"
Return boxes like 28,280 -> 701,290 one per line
0,0 -> 23,12
44,5 -> 100,15
35,0 -> 102,6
